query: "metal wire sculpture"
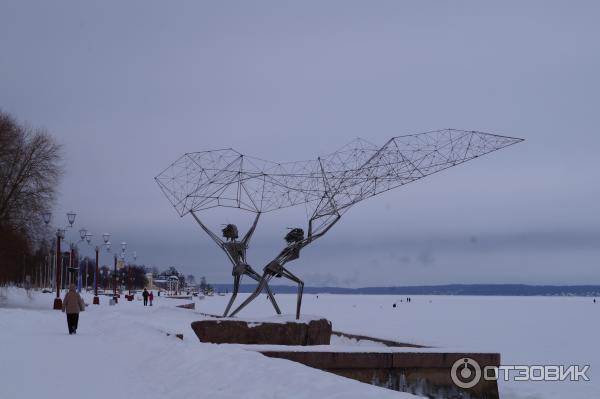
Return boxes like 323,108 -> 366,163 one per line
189,211 -> 282,316
156,129 -> 523,318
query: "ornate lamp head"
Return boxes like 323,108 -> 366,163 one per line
67,211 -> 77,227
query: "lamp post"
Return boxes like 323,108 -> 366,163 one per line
72,227 -> 88,290
122,249 -> 137,301
53,228 -> 66,309
63,224 -> 87,291
129,251 -> 137,299
120,243 -> 126,300
64,211 -> 78,288
42,212 -> 52,290
110,241 -> 125,302
46,211 -> 79,310
117,242 -> 129,300
113,252 -> 118,303
87,232 -> 111,305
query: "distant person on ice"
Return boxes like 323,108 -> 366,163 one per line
62,284 -> 85,335
149,291 -> 154,306
142,288 -> 149,306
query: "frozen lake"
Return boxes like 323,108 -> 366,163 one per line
199,291 -> 600,399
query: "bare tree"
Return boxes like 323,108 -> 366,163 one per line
0,110 -> 62,283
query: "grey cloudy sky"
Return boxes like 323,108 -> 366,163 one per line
1,1 -> 599,286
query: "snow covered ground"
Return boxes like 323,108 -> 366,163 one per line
1,288 -> 598,398
196,291 -> 600,399
0,288 -> 418,399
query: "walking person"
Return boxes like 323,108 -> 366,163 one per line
149,291 -> 154,306
62,284 -> 85,335
142,288 -> 149,306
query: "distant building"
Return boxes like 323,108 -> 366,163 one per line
166,275 -> 180,294
152,275 -> 180,294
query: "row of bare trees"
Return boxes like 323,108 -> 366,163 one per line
0,110 -> 62,284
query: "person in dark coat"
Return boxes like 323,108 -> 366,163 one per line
62,284 -> 85,334
142,288 -> 149,306
149,291 -> 154,306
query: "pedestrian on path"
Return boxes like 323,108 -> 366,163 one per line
142,288 -> 149,306
149,291 -> 154,306
62,284 -> 85,335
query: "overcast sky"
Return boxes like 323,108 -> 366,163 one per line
1,1 -> 599,287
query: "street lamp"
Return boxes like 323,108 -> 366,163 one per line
82,233 -> 93,298
86,232 -> 111,305
41,212 -> 52,289
47,211 -> 80,309
66,225 -> 88,291
106,237 -> 125,303
53,227 -> 66,310
113,252 -> 119,302
118,242 -> 128,301
71,227 -> 88,291
62,212 -> 78,291
67,211 -> 77,227
116,245 -> 137,301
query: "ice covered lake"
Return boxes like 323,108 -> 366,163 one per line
1,288 -> 598,399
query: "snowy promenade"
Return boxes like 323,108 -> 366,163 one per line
1,288 -> 598,398
0,288 -> 417,399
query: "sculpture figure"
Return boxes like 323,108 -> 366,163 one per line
230,212 -> 341,319
190,211 -> 281,316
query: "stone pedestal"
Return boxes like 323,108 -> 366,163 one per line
191,318 -> 332,346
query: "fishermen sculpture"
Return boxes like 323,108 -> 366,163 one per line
156,129 -> 524,319
190,211 -> 281,316
230,212 -> 341,319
